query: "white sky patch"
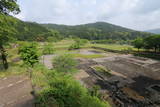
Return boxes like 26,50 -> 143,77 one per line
15,0 -> 160,31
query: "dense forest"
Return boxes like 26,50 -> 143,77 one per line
42,22 -> 151,40
0,14 -> 61,41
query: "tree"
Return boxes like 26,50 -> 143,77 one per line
0,0 -> 20,15
132,38 -> 144,52
144,35 -> 158,52
0,0 -> 20,69
19,43 -> 39,68
42,43 -> 55,55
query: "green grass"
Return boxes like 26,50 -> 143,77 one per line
54,39 -> 75,50
93,66 -> 112,77
0,65 -> 27,78
43,39 -> 136,54
32,64 -> 51,88
72,53 -> 105,59
90,43 -> 135,51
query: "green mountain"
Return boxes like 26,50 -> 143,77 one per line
42,22 -> 151,40
0,14 -> 60,41
0,14 -> 151,41
145,28 -> 160,34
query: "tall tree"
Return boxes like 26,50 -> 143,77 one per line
0,0 -> 20,14
132,38 -> 144,52
0,0 -> 20,69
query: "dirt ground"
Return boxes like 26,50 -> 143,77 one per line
74,49 -> 160,107
39,48 -> 160,106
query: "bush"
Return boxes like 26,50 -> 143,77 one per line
19,43 -> 39,67
68,42 -> 80,50
42,43 -> 55,55
121,47 -> 133,54
68,39 -> 88,50
52,54 -> 77,72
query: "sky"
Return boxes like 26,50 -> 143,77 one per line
15,0 -> 160,31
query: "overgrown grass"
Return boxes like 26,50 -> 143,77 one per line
90,43 -> 135,51
35,72 -> 110,107
32,64 -> 51,88
54,39 -> 75,50
72,53 -> 105,59
0,65 -> 27,78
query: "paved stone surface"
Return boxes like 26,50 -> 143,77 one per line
0,75 -> 34,107
40,55 -> 55,69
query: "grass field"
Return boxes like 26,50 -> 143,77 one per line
0,39 -> 134,77
53,39 -> 135,52
72,53 -> 105,59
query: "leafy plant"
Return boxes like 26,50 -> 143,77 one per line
19,43 -> 39,67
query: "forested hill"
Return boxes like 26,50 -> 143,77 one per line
42,22 -> 151,40
0,14 -> 151,41
0,14 -> 60,41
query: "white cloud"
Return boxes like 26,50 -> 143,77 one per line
15,0 -> 160,30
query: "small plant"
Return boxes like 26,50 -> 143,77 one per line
52,54 -> 77,73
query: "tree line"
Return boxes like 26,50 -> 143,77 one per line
132,35 -> 160,52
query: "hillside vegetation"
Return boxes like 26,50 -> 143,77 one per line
0,14 -> 61,41
42,22 -> 151,40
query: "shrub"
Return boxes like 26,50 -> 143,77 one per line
121,47 -> 133,54
43,43 -> 55,55
52,54 -> 77,72
68,42 -> 80,50
68,39 -> 88,50
19,43 -> 39,67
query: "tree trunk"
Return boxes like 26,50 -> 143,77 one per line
155,47 -> 157,53
0,45 -> 8,69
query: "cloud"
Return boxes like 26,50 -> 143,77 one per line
15,0 -> 160,30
